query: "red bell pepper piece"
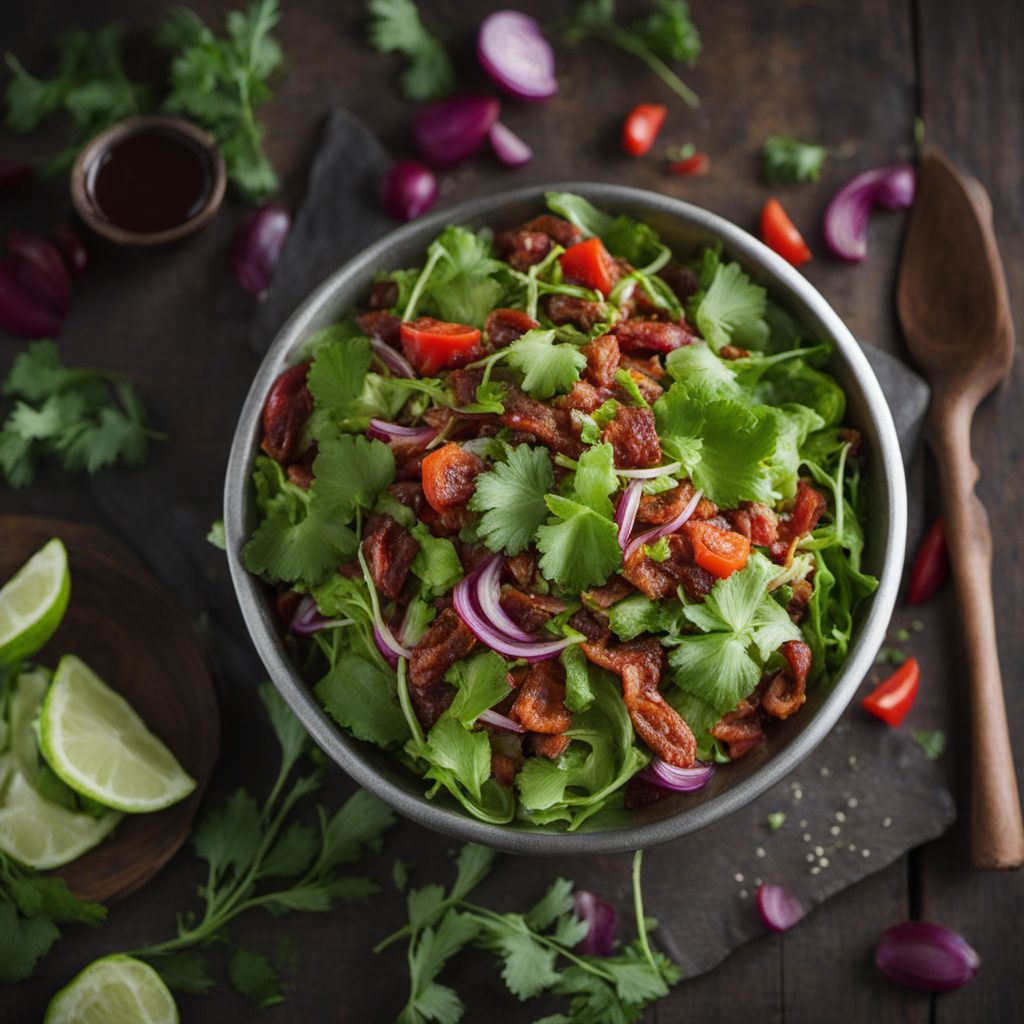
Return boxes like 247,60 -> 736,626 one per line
907,518 -> 949,605
862,656 -> 920,726
622,104 -> 667,157
685,521 -> 752,578
760,198 -> 812,267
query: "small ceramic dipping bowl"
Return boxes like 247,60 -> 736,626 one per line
71,114 -> 226,247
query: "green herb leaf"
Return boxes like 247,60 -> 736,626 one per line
766,811 -> 787,831
410,521 -> 463,598
506,329 -> 587,399
228,947 -> 284,1009
470,443 -> 554,555
561,645 -> 595,713
316,654 -> 411,749
690,256 -> 769,352
425,713 -> 491,801
762,134 -> 827,185
537,495 -> 622,593
446,651 -> 512,728
366,0 -> 454,101
631,0 -> 701,65
913,729 -> 946,760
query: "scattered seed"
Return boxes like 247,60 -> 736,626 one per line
734,873 -> 744,883
756,846 -> 766,858
803,832 -> 812,842
912,619 -> 924,632
799,819 -> 808,828
882,816 -> 892,828
835,811 -> 846,823
820,766 -> 831,778
847,797 -> 858,809
814,845 -> 824,856
819,857 -> 830,868
739,888 -> 748,898
848,755 -> 858,767
811,866 -> 821,875
806,853 -> 815,863
794,789 -> 803,801
862,848 -> 871,858
848,844 -> 857,853
896,627 -> 910,642
829,825 -> 841,836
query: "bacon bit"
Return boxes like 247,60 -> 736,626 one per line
557,379 -> 612,414
368,279 -> 398,310
711,701 -> 765,759
786,578 -> 813,623
545,293 -> 611,331
504,550 -> 539,589
522,214 -> 583,248
619,353 -> 667,380
582,334 -> 621,389
260,361 -> 312,464
286,461 -> 313,489
494,229 -> 551,271
421,443 -> 486,514
718,344 -> 750,360
490,751 -> 522,786
612,317 -> 696,354
499,587 -> 562,633
726,501 -> 780,546
585,574 -> 635,608
408,608 -> 476,727
762,640 -> 813,720
567,607 -> 610,643
657,263 -> 701,302
486,307 -> 539,347
529,733 -> 571,759
355,310 -> 402,347
623,534 -> 693,600
602,405 -> 662,468
362,515 -> 419,600
501,385 -> 585,457
621,368 -> 664,405
510,661 -> 572,734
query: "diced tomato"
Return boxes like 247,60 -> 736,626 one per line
622,104 -> 667,157
862,656 -> 920,726
668,152 -> 710,176
399,317 -> 482,376
907,518 -> 949,605
685,521 -> 752,578
760,198 -> 812,267
559,238 -> 616,296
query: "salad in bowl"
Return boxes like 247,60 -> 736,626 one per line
238,191 -> 880,835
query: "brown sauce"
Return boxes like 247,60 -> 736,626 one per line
86,127 -> 214,234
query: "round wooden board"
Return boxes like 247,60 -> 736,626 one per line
1,516 -> 220,904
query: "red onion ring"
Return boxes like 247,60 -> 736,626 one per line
367,418 -> 438,450
477,11 -> 558,102
369,336 -> 416,378
477,708 -> 525,733
638,758 -> 714,793
474,555 -> 536,642
823,164 -> 916,263
489,122 -> 533,167
616,461 -> 681,479
615,480 -> 644,549
623,487 -> 703,561
757,884 -> 806,933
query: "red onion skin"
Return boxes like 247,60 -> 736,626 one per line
477,11 -> 558,102
638,758 -> 714,793
381,160 -> 439,222
615,480 -> 644,549
489,122 -> 533,168
477,708 -> 524,734
51,225 -> 88,274
574,891 -> 618,956
232,203 -> 291,299
876,921 -> 980,992
0,259 -> 63,338
414,96 -> 500,168
757,884 -> 805,933
8,231 -> 71,314
0,160 -> 33,195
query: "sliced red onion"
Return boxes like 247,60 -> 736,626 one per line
0,258 -> 63,338
489,122 -> 533,168
0,159 -> 33,195
477,11 -> 558,102
370,336 -> 415,378
367,418 -> 438,450
474,555 -> 535,642
453,571 -> 575,663
375,625 -> 401,668
232,203 -> 290,299
616,461 -> 681,479
8,230 -> 71,315
413,96 -> 500,168
50,225 -> 88,274
757,884 -> 806,933
574,891 -> 617,956
624,487 -> 703,561
380,160 -> 438,222
875,921 -> 980,992
289,594 -> 351,635
823,164 -> 916,263
638,757 -> 715,793
615,480 -> 644,549
477,708 -> 524,734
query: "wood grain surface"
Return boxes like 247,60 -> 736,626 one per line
0,0 -> 1021,1021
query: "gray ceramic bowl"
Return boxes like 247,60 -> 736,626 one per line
224,183 -> 907,855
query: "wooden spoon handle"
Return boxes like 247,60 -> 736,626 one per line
931,402 -> 1024,869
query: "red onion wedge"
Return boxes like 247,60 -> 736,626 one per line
615,480 -> 644,549
414,96 -> 500,168
477,11 -> 558,102
624,487 -> 703,561
367,418 -> 438,451
823,164 -> 915,263
616,461 -> 681,479
477,708 -> 524,734
757,884 -> 806,933
232,203 -> 291,299
574,890 -> 618,956
8,230 -> 71,315
370,336 -> 416,378
875,921 -> 980,992
638,758 -> 714,793
381,160 -> 438,222
0,258 -> 63,338
453,565 -> 575,662
489,122 -> 533,167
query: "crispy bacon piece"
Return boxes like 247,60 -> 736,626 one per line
486,307 -> 539,347
286,462 -> 313,488
585,575 -> 635,608
529,733 -> 571,759
446,367 -> 485,408
421,443 -> 485,514
770,482 -> 828,563
718,344 -> 750,360
368,279 -> 398,310
387,481 -> 427,517
619,353 -> 666,380
355,310 -> 402,347
710,701 -> 765,759
522,214 -> 583,247
501,386 -> 585,458
361,514 -> 418,600
499,587 -> 560,633
581,637 -> 696,768
839,427 -> 864,457
510,661 -> 572,734
602,406 -> 661,468
491,751 -> 522,786
567,607 -> 610,643
557,380 -> 612,415
762,639 -> 813,720
658,263 -> 701,302
504,551 -> 538,589
725,501 -> 780,546
636,481 -> 699,526
454,541 -> 491,575
787,578 -> 813,623
545,294 -> 611,331
621,368 -> 663,404
408,607 -> 476,727
261,361 -> 312,464
677,562 -> 717,601
495,229 -> 551,270
582,334 -> 620,389
612,318 -> 696,354
622,534 -> 692,600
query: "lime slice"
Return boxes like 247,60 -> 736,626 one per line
0,759 -> 120,869
39,655 -> 196,813
0,538 -> 70,665
45,954 -> 178,1024
8,669 -> 51,782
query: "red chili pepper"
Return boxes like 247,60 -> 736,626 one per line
760,198 -> 812,267
907,518 -> 949,605
559,237 -> 617,296
399,317 -> 482,376
622,104 -> 667,157
668,151 -> 710,176
685,521 -> 752,578
862,656 -> 920,726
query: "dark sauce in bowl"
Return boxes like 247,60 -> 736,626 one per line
86,127 -> 215,234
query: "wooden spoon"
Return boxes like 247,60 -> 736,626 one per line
897,147 -> 1024,869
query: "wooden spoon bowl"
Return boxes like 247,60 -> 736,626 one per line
0,516 -> 220,903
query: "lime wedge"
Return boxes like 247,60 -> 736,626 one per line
0,538 -> 70,665
8,668 -> 51,782
39,655 -> 196,813
0,759 -> 120,869
45,954 -> 178,1024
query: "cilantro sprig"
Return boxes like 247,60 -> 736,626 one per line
378,845 -> 679,1023
762,134 -> 828,185
366,0 -> 454,101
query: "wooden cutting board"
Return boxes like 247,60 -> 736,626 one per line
1,515 -> 220,903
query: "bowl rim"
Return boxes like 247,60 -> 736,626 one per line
224,181 -> 907,855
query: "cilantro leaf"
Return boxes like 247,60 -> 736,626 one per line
537,495 -> 622,593
446,651 -> 511,727
410,226 -> 505,327
366,0 -> 454,101
571,441 -> 618,515
690,256 -> 769,352
631,0 -> 701,65
664,341 -> 743,400
479,914 -> 561,999
425,713 -> 491,801
311,434 -> 396,520
410,522 -> 463,598
561,645 -> 595,713
762,134 -> 827,184
607,591 -> 683,642
914,729 -> 946,760
316,654 -> 410,749
506,329 -> 587,399
307,331 -> 373,432
228,947 -> 284,1009
469,444 -> 554,555
242,503 -> 357,584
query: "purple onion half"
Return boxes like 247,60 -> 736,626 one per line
8,230 -> 71,315
574,890 -> 618,956
381,160 -> 438,222
414,96 -> 500,168
232,203 -> 291,299
823,164 -> 916,263
875,921 -> 980,992
0,258 -> 63,338
477,11 -> 558,102
757,884 -> 805,933
638,758 -> 715,793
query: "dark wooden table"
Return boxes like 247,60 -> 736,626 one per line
2,1 -> 1022,1020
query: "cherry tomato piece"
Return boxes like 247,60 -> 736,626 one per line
760,198 -> 812,267
559,237 -> 617,296
685,521 -> 752,578
668,152 -> 710,176
908,518 -> 949,605
862,656 -> 920,726
623,104 -> 667,157
399,316 -> 482,376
